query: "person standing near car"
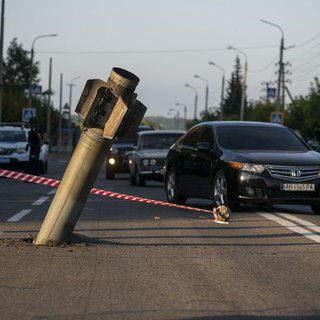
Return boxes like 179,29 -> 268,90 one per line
28,117 -> 42,175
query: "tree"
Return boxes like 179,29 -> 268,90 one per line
2,38 -> 41,123
3,38 -> 39,90
2,38 -> 60,141
222,56 -> 243,120
245,100 -> 276,122
286,77 -> 320,143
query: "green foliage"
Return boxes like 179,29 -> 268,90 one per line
245,100 -> 277,122
286,77 -> 320,143
222,56 -> 243,119
2,82 -> 27,121
3,38 -> 39,90
2,38 -> 59,137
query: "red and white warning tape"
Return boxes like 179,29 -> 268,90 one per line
0,169 -> 227,222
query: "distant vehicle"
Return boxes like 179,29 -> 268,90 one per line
129,130 -> 185,186
105,126 -> 155,179
164,121 -> 320,214
0,124 -> 48,173
311,145 -> 320,153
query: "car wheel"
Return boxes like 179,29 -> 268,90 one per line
165,167 -> 187,205
106,166 -> 115,179
311,205 -> 320,214
135,167 -> 145,187
212,169 -> 228,207
129,173 -> 136,186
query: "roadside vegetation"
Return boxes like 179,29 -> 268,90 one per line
3,38 -> 320,144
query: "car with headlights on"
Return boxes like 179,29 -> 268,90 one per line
164,121 -> 320,214
105,126 -> 154,179
129,130 -> 185,186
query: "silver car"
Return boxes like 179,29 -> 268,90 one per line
129,130 -> 185,186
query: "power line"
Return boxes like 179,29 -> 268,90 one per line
248,54 -> 278,73
36,45 -> 279,55
294,32 -> 320,48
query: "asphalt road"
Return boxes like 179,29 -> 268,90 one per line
0,153 -> 320,320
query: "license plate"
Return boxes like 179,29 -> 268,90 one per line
0,158 -> 10,164
281,183 -> 315,191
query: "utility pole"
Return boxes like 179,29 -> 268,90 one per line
46,57 -> 52,143
58,73 -> 63,152
277,36 -> 284,110
260,20 -> 284,111
66,76 -> 81,152
227,46 -> 248,121
0,0 -> 5,122
185,84 -> 198,120
194,75 -> 209,120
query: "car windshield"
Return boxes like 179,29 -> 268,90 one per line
0,130 -> 27,142
216,126 -> 309,151
140,134 -> 182,149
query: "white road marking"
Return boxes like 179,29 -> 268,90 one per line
7,209 -> 32,222
32,196 -> 49,206
277,213 -> 320,234
258,212 -> 320,244
48,189 -> 56,195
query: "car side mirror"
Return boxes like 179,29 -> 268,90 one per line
196,142 -> 211,152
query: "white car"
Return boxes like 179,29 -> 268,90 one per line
0,125 -> 48,173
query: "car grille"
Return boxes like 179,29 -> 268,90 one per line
267,166 -> 320,181
0,147 -> 13,155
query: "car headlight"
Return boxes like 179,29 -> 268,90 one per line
229,161 -> 265,174
150,159 -> 157,166
142,159 -> 157,166
16,147 -> 28,154
108,158 -> 116,165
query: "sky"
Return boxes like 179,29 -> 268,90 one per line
3,0 -> 320,121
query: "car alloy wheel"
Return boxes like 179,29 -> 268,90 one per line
166,168 -> 186,205
213,170 -> 227,207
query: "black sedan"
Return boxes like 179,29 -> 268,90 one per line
164,121 -> 320,213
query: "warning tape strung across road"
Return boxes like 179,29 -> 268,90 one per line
0,169 -> 214,216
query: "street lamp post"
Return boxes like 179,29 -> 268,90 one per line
260,19 -> 284,111
209,61 -> 225,121
66,76 -> 81,152
28,34 -> 58,109
185,84 -> 198,120
194,74 -> 209,120
175,102 -> 187,130
169,108 -> 180,129
227,46 -> 248,121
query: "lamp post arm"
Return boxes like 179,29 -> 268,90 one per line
28,34 -> 58,108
